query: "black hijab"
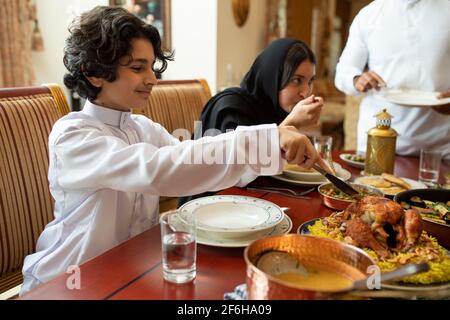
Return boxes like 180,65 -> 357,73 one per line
179,38 -> 301,208
195,38 -> 300,137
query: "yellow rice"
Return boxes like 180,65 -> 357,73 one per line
308,220 -> 450,284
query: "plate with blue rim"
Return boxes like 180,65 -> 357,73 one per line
297,218 -> 321,235
196,214 -> 293,248
179,195 -> 284,240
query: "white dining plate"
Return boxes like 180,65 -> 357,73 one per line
374,89 -> 450,106
179,195 -> 284,238
196,214 -> 292,248
339,153 -> 365,169
271,167 -> 352,187
283,162 -> 342,182
354,176 -> 427,196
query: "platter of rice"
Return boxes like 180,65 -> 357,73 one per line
297,196 -> 450,287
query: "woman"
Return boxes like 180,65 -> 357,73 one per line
179,38 -> 323,206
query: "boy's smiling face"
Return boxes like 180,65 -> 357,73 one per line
88,38 -> 158,111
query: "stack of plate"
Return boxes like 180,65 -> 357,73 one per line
283,162 -> 343,182
272,163 -> 352,186
179,195 -> 292,247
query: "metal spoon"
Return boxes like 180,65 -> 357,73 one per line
350,262 -> 429,291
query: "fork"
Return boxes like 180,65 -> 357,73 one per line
246,186 -> 315,199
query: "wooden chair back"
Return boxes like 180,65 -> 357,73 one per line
135,79 -> 211,135
0,84 -> 70,293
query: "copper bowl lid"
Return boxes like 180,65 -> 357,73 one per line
244,234 -> 376,300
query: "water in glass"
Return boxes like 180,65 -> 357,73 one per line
162,231 -> 196,283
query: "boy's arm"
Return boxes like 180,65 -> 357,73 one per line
52,123 -> 283,196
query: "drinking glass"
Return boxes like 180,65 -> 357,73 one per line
445,172 -> 450,189
419,149 -> 442,188
313,135 -> 336,173
160,210 -> 196,283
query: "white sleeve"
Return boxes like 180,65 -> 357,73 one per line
53,123 -> 283,196
334,13 -> 369,96
132,114 -> 180,147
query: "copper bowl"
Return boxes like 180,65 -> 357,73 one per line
318,183 -> 384,211
394,189 -> 450,249
244,234 -> 376,300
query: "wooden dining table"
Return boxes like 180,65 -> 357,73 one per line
19,151 -> 449,300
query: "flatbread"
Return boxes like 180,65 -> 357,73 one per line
358,177 -> 392,188
379,186 -> 407,195
381,173 -> 411,190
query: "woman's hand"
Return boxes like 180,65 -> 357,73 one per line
280,95 -> 324,129
353,71 -> 386,92
277,125 -> 333,173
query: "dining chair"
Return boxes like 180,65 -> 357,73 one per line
0,84 -> 70,298
134,79 -> 211,134
134,79 -> 212,212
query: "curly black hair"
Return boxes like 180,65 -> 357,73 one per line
63,6 -> 173,101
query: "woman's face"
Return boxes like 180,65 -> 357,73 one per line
278,60 -> 316,113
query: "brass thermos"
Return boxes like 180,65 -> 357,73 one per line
364,109 -> 398,175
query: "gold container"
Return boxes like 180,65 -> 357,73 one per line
244,234 -> 376,300
365,109 -> 398,175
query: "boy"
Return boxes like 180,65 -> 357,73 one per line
21,6 -> 328,295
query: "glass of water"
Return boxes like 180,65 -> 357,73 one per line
160,209 -> 196,284
419,149 -> 442,188
313,135 -> 336,174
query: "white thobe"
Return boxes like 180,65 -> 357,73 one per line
335,0 -> 450,159
21,100 -> 283,295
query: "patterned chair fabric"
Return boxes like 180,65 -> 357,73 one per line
135,79 -> 211,135
0,79 -> 211,293
0,84 -> 70,293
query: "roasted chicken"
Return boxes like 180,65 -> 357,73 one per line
343,196 -> 422,258
345,218 -> 390,258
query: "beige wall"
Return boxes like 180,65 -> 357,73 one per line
164,0 -> 218,93
216,0 -> 267,91
32,0 -> 268,102
165,0 -> 268,94
33,0 -> 108,105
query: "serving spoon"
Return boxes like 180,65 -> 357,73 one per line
350,262 -> 429,291
311,163 -> 360,197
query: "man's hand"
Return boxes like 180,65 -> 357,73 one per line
280,95 -> 324,129
353,71 -> 386,93
277,125 -> 332,173
433,90 -> 450,114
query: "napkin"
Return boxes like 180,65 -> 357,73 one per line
223,283 -> 248,300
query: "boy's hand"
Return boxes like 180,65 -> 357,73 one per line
278,125 -> 333,173
280,95 -> 324,129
